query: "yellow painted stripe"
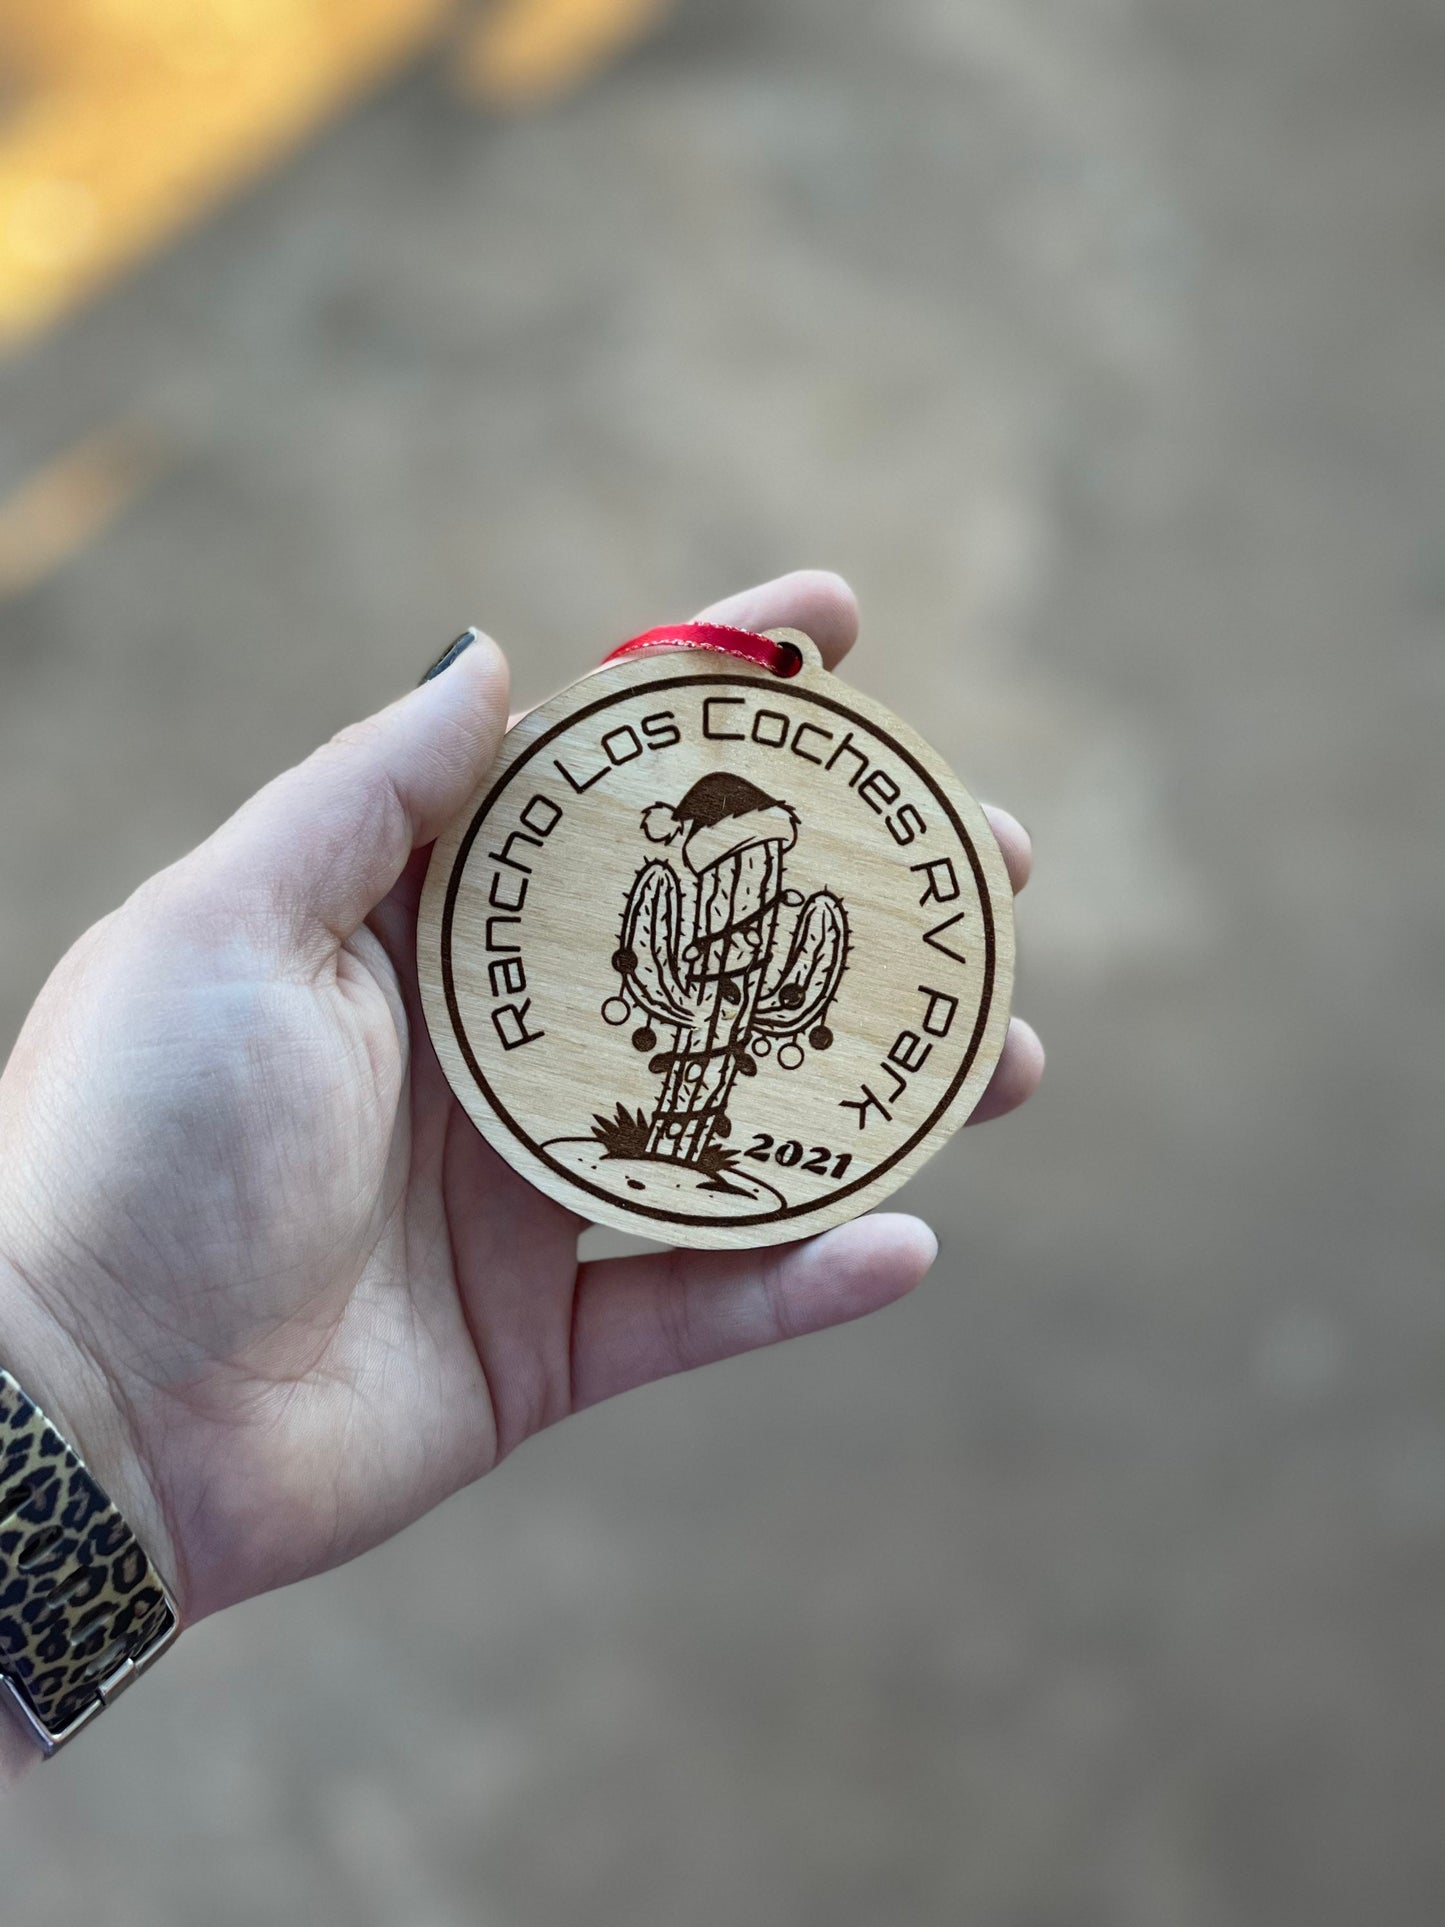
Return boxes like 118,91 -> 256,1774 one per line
0,2 -> 675,352
459,0 -> 669,105
0,421 -> 171,601
0,0 -> 450,351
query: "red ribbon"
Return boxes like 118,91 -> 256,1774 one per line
602,622 -> 803,679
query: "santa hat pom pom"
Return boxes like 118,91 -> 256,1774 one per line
641,802 -> 682,844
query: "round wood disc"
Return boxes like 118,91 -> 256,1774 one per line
417,632 -> 1015,1250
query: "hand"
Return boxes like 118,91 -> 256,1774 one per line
0,574 -> 1042,1638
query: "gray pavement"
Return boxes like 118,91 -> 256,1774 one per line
0,0 -> 1442,1921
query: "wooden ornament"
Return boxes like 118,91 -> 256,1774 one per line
417,629 -> 1015,1251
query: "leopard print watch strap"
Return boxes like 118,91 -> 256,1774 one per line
0,1367 -> 179,1754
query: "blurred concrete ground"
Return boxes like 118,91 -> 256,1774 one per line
1,0 -> 1443,1921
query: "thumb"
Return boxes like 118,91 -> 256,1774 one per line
195,630 -> 509,953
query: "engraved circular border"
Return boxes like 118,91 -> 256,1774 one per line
439,672 -> 999,1228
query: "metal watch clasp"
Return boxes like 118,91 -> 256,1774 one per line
0,1582 -> 182,1757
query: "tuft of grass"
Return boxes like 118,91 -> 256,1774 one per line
591,1103 -> 651,1158
590,1103 -> 743,1178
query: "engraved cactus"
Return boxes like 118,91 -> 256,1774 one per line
598,774 -> 849,1171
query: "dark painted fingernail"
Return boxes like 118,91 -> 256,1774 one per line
420,628 -> 480,685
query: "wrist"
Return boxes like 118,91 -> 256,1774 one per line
0,1248 -> 189,1630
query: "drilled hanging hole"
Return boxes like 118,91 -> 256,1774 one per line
17,1523 -> 63,1570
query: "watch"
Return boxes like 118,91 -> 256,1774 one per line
0,1367 -> 179,1754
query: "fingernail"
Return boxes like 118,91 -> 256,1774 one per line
983,801 -> 1028,834
420,628 -> 480,685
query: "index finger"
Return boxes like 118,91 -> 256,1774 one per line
694,570 -> 860,670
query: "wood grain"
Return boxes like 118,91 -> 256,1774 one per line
417,632 -> 1014,1250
